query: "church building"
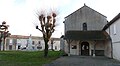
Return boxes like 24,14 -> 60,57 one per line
63,4 -> 112,58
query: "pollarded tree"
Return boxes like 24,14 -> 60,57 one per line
36,11 -> 57,57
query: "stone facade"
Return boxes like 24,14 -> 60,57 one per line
64,5 -> 107,32
63,5 -> 112,57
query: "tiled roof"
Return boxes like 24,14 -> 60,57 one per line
65,4 -> 106,18
9,35 -> 29,39
64,31 -> 110,40
8,35 -> 60,40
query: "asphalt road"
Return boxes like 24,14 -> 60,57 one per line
43,56 -> 120,66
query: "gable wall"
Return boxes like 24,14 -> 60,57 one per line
65,6 -> 107,32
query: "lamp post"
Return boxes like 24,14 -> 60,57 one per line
0,21 -> 10,51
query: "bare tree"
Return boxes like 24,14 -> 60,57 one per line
0,21 -> 10,51
36,11 -> 57,57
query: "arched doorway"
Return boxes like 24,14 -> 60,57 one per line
81,42 -> 89,56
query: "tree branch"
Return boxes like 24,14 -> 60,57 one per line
51,29 -> 55,33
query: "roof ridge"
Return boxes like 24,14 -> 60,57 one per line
65,4 -> 106,18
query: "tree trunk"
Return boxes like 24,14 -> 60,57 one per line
44,39 -> 48,57
0,40 -> 1,51
51,44 -> 53,51
3,38 -> 5,51
43,34 -> 49,57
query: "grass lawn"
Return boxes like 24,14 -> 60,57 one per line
0,51 -> 62,66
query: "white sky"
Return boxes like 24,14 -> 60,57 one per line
0,0 -> 120,38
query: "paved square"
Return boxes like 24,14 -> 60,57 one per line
43,56 -> 120,66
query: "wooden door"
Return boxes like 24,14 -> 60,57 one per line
81,42 -> 89,56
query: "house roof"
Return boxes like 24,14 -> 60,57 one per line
64,31 -> 110,41
103,13 -> 120,30
8,35 -> 43,39
9,35 -> 29,39
65,4 -> 106,18
8,35 -> 60,40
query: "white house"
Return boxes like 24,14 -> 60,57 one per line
103,13 -> 120,61
5,35 -> 60,51
48,38 -> 61,51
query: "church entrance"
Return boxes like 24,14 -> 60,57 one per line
81,42 -> 89,56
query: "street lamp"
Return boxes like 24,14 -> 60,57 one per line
0,21 -> 10,51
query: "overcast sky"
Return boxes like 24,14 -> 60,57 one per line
0,0 -> 120,38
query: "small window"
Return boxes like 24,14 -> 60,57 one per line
38,41 -> 41,44
38,41 -> 41,47
9,45 -> 12,50
32,46 -> 34,49
83,23 -> 87,31
55,46 -> 57,50
18,45 -> 21,49
71,45 -> 77,49
37,46 -> 42,49
32,41 -> 35,45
